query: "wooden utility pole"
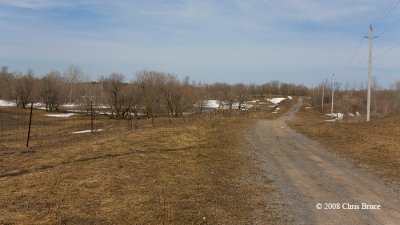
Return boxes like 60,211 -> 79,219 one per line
331,74 -> 335,118
366,25 -> 374,122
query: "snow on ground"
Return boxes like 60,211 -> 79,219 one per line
196,100 -> 254,110
240,103 -> 254,110
229,102 -> 254,110
288,96 -> 293,100
71,129 -> 104,134
32,102 -> 47,110
326,113 -> 344,119
325,113 -> 345,122
201,100 -> 220,109
0,100 -> 16,107
267,98 -> 286,105
45,113 -> 76,118
61,103 -> 79,108
248,100 -> 259,103
272,107 -> 281,114
267,97 -> 287,105
95,105 -> 109,109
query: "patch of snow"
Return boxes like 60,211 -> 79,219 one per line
325,113 -> 344,120
95,105 -> 109,109
68,109 -> 85,113
0,100 -> 16,107
287,96 -> 293,100
356,111 -> 360,116
71,129 -> 104,134
348,113 -> 355,117
197,100 -> 220,109
267,97 -> 286,105
195,100 -> 254,110
45,113 -> 76,118
240,103 -> 253,110
62,103 -> 79,108
32,102 -> 47,110
248,100 -> 259,103
272,107 -> 281,114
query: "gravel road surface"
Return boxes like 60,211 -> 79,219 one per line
247,98 -> 400,224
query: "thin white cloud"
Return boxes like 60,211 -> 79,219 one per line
0,0 -> 75,9
0,0 -> 399,85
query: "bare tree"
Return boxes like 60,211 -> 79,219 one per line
0,66 -> 13,99
271,80 -> 281,95
16,70 -> 37,108
6,69 -> 37,108
178,77 -> 196,117
64,65 -> 83,104
40,71 -> 63,112
233,83 -> 250,110
135,70 -> 165,126
102,73 -> 132,118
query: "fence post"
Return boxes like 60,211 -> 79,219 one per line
26,102 -> 33,147
91,100 -> 94,133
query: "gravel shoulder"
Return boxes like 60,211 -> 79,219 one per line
246,98 -> 400,224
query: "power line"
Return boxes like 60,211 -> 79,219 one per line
338,37 -> 366,75
373,0 -> 400,28
377,17 -> 400,36
375,41 -> 400,58
344,49 -> 369,79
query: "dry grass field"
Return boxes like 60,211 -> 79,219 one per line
288,99 -> 400,186
0,99 -> 292,224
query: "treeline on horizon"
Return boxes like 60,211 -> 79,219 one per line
1,65 -> 400,119
0,65 -> 308,117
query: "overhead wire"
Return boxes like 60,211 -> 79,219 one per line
375,41 -> 400,58
324,1 -> 399,86
342,0 -> 400,83
344,50 -> 369,81
377,17 -> 400,36
338,37 -> 366,75
372,0 -> 400,29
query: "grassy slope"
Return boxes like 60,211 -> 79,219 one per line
288,100 -> 400,186
0,100 -> 294,224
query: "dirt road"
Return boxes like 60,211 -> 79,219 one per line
247,98 -> 400,224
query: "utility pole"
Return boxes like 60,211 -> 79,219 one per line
331,74 -> 334,118
321,79 -> 327,113
366,25 -> 376,122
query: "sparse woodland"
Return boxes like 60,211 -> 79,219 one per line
1,65 -> 400,119
309,79 -> 400,118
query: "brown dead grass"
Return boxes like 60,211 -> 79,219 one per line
288,99 -> 400,186
0,104 -> 293,224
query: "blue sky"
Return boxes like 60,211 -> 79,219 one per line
1,0 -> 400,87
